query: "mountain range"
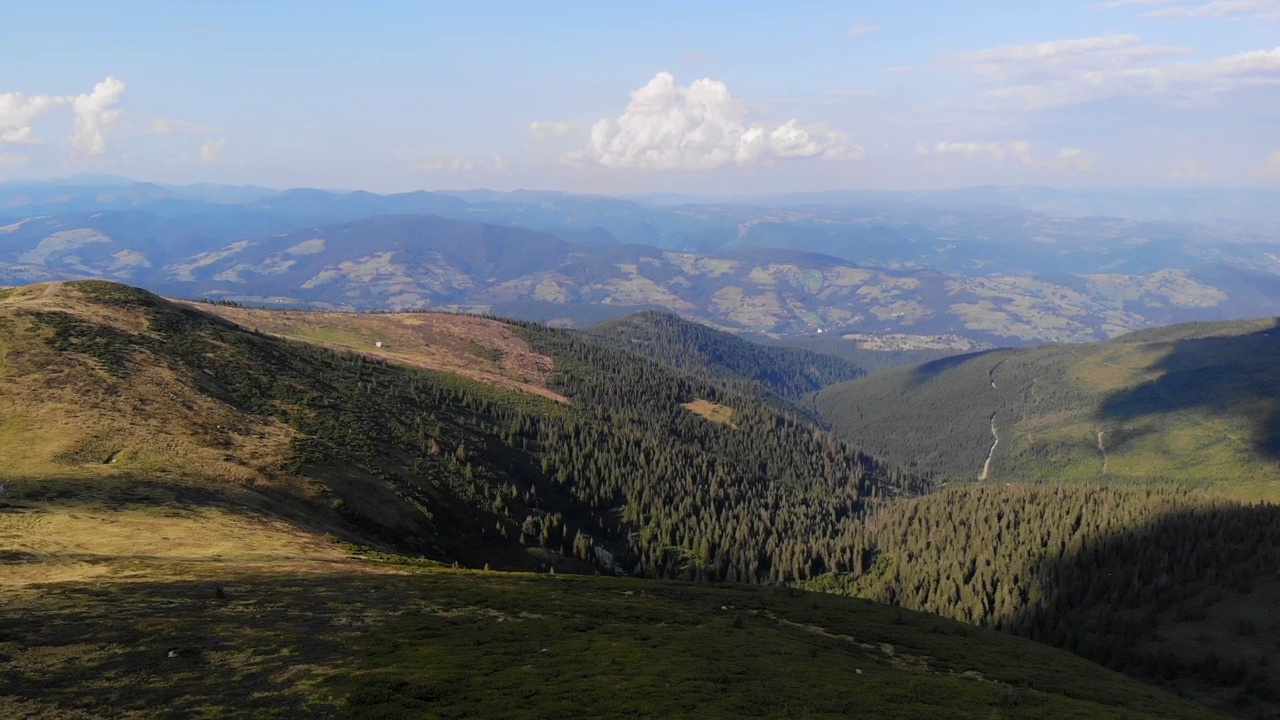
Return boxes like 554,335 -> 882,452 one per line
4,178 -> 1280,347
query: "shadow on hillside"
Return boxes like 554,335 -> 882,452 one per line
1009,502 -> 1280,716
1097,323 -> 1280,460
908,349 -> 1000,386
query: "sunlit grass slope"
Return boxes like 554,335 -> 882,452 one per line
816,317 -> 1280,500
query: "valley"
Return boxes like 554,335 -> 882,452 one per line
0,279 -> 1277,718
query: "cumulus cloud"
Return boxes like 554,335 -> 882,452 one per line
956,34 -> 1280,109
566,72 -> 863,171
70,77 -> 127,155
200,138 -> 227,164
0,92 -> 64,144
920,140 -> 1094,171
527,121 -> 576,141
0,77 -> 127,155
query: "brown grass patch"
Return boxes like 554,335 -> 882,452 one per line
0,501 -> 358,587
682,399 -> 737,427
191,304 -> 569,404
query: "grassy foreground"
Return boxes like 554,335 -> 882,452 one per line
0,562 -> 1225,720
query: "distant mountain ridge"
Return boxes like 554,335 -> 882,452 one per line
4,177 -> 1280,343
4,211 -> 1280,343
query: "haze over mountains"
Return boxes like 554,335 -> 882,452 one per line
4,177 -> 1280,346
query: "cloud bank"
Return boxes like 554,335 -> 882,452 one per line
567,72 -> 863,171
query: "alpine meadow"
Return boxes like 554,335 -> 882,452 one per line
4,2 -> 1280,718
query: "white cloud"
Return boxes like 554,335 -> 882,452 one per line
0,153 -> 27,167
200,138 -> 227,164
846,24 -> 883,37
932,141 -> 1009,160
0,92 -> 64,144
527,121 -> 576,142
956,34 -> 1280,108
1167,157 -> 1211,180
417,154 -> 509,172
1145,0 -> 1280,19
0,77 -> 127,154
151,118 -> 215,135
70,77 -> 126,155
568,71 -> 863,171
1053,148 -> 1096,172
957,34 -> 1191,84
921,140 -> 1094,171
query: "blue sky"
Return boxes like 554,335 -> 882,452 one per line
2,0 -> 1278,193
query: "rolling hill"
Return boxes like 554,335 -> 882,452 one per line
815,317 -> 1280,499
0,280 -> 926,584
0,279 -> 1239,718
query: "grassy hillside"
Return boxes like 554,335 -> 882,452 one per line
815,317 -> 1280,499
585,309 -> 866,400
2,565 -> 1227,720
2,280 -> 923,587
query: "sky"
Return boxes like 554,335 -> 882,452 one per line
1,0 -> 1278,194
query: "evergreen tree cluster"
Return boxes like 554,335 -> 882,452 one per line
585,310 -> 866,401
808,483 -> 1280,709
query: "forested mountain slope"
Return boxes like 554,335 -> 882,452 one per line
0,280 -> 918,584
584,309 -> 866,400
804,483 -> 1280,716
815,317 -> 1280,499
